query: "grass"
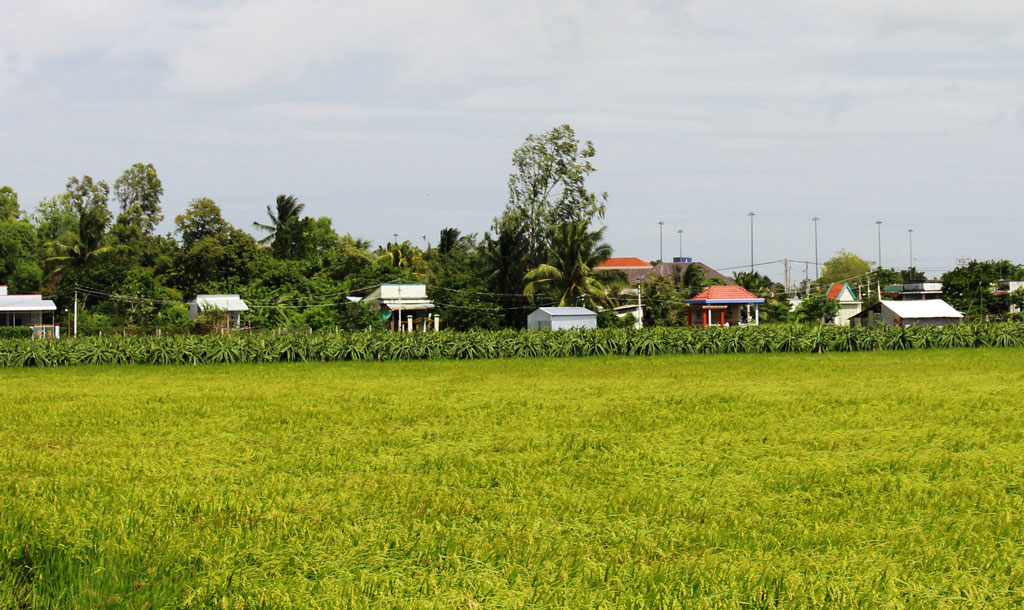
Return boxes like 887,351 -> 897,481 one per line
2,349 -> 1023,609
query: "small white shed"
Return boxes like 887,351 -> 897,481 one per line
187,294 -> 249,328
527,307 -> 597,331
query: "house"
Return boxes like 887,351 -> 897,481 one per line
595,257 -> 735,287
849,300 -> 963,328
825,282 -> 862,326
883,282 -> 944,300
994,280 -> 1024,314
0,286 -> 59,338
187,294 -> 249,329
360,283 -> 437,331
527,307 -> 597,331
686,285 -> 764,327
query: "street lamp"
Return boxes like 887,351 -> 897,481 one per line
657,221 -> 665,262
875,221 -> 883,269
748,212 -> 756,273
908,229 -> 914,270
812,216 -> 820,281
677,229 -> 683,259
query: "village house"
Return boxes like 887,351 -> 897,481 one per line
187,294 -> 250,329
0,285 -> 59,338
527,307 -> 597,331
825,282 -> 862,326
360,283 -> 437,331
685,285 -> 764,327
849,300 -> 963,328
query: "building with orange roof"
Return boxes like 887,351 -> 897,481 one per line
825,282 -> 862,326
685,285 -> 765,327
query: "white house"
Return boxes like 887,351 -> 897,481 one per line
0,285 -> 59,337
527,307 -> 597,330
187,294 -> 249,328
360,283 -> 437,331
850,299 -> 963,328
825,282 -> 862,326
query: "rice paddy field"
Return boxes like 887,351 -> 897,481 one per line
2,349 -> 1024,609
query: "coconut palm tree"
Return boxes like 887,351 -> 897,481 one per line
523,220 -> 615,309
253,194 -> 305,246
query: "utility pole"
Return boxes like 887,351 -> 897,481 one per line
397,284 -> 402,333
875,221 -> 883,269
657,221 -> 665,262
908,229 -> 914,269
636,284 -> 643,329
748,212 -> 756,273
73,286 -> 78,338
783,258 -> 790,293
812,216 -> 820,281
677,229 -> 683,259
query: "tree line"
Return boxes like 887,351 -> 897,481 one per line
2,124 -> 1022,335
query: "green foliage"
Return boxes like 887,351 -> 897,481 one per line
942,260 -> 1024,319
3,351 -> 1024,606
499,124 -> 607,271
523,220 -> 615,309
0,326 -> 32,339
0,218 -> 43,293
795,294 -> 841,324
820,249 -> 871,285
2,323 -> 1022,367
0,186 -> 19,221
113,162 -> 164,234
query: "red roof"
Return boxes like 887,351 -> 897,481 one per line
688,285 -> 763,302
826,283 -> 845,300
595,257 -> 653,270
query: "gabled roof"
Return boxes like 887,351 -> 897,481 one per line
595,257 -> 653,270
618,261 -> 735,286
826,283 -> 860,302
687,285 -> 765,304
882,300 -> 962,319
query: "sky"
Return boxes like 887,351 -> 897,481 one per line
2,0 -> 1023,283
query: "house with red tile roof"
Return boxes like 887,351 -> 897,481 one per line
594,258 -> 734,286
685,285 -> 765,327
825,282 -> 862,326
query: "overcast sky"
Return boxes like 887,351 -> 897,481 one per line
3,0 -> 1023,281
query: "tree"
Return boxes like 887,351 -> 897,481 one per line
499,124 -> 608,270
31,195 -> 79,242
795,294 -> 841,324
0,217 -> 42,293
819,250 -> 871,286
523,220 -> 614,310
733,270 -> 775,297
113,163 -> 164,234
942,260 -> 1023,319
254,194 -> 306,258
428,229 -> 501,330
0,186 -> 19,221
176,197 -> 230,249
900,267 -> 927,283
42,177 -> 117,287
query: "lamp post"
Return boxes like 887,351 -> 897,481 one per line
658,221 -> 665,262
677,229 -> 683,259
748,212 -> 756,273
908,229 -> 914,270
812,216 -> 820,281
875,221 -> 883,269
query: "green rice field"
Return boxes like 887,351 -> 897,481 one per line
2,349 -> 1024,609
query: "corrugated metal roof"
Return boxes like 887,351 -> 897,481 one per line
536,307 -> 596,316
0,294 -> 57,312
882,300 -> 962,319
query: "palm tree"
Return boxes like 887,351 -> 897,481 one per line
253,194 -> 304,246
523,220 -> 615,309
43,205 -> 121,287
